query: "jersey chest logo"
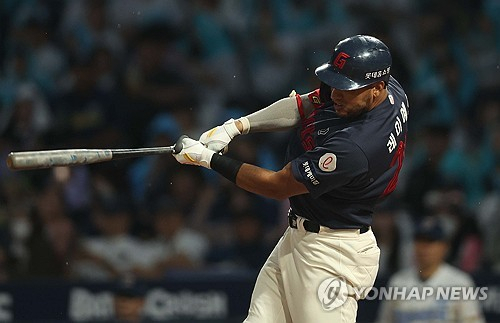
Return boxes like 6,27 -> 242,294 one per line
318,128 -> 329,136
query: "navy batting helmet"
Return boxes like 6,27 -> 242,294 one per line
315,35 -> 392,90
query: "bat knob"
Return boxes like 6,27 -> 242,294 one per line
6,153 -> 14,170
173,135 -> 188,154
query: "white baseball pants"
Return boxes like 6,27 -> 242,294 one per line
243,222 -> 380,323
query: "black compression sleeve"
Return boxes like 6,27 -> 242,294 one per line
210,154 -> 244,184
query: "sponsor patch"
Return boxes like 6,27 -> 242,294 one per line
364,66 -> 391,80
302,161 -> 320,185
319,153 -> 337,172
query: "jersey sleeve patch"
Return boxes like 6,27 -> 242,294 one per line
291,138 -> 369,199
319,153 -> 337,172
308,88 -> 322,109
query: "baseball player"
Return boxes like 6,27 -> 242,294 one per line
376,217 -> 485,322
173,35 -> 409,322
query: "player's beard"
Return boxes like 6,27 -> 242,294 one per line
333,86 -> 377,118
334,102 -> 371,118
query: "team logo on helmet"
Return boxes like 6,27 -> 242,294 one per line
333,52 -> 350,69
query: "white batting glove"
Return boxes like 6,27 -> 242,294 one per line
173,137 -> 215,169
199,118 -> 245,153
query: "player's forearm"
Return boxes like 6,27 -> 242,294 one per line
175,138 -> 308,199
236,95 -> 311,133
234,163 -> 308,200
199,94 -> 313,152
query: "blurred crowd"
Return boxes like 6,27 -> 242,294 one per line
0,0 -> 498,284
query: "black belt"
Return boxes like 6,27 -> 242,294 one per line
288,213 -> 369,234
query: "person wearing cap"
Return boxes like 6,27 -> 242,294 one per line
69,195 -> 146,280
173,35 -> 409,322
376,216 -> 485,323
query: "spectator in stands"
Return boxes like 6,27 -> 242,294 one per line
2,176 -> 62,279
371,202 -> 412,277
167,167 -> 207,220
478,170 -> 500,272
461,10 -> 499,94
207,209 -> 271,271
403,123 -> 453,217
60,0 -> 125,62
8,17 -> 67,96
131,199 -> 209,278
112,275 -> 147,323
127,113 -> 181,211
0,175 -> 33,280
2,178 -> 75,280
190,0 -> 245,100
476,124 -> 500,271
51,55 -> 120,149
422,187 -> 484,273
122,23 -> 191,146
2,83 -> 52,150
69,194 -> 145,281
30,180 -> 76,278
376,216 -> 485,322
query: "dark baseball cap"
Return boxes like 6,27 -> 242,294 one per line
414,217 -> 447,241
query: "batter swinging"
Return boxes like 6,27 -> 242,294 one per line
173,35 -> 410,323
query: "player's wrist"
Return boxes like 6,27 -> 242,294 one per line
200,148 -> 215,169
210,154 -> 244,183
223,118 -> 241,138
236,117 -> 250,134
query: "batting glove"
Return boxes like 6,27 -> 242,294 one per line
173,136 -> 215,169
199,118 -> 246,153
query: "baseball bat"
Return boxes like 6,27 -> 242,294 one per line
6,135 -> 187,171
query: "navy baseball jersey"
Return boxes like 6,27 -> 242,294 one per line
287,76 -> 409,228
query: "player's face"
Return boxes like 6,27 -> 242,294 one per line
330,82 -> 384,118
414,239 -> 448,270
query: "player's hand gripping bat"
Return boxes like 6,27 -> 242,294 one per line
6,136 -> 188,171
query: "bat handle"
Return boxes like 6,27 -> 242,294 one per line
173,135 -> 188,154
